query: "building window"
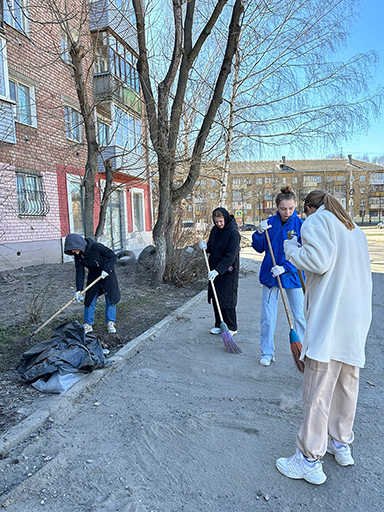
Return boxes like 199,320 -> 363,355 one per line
303,175 -> 318,182
264,177 -> 271,184
61,26 -> 79,64
132,188 -> 145,232
210,179 -> 216,186
0,37 -> 10,99
66,176 -> 84,234
247,179 -> 253,185
64,106 -> 83,142
256,178 -> 263,185
210,192 -> 216,199
104,32 -> 140,92
98,119 -> 111,147
281,177 -> 286,184
113,105 -> 142,154
232,178 -> 241,185
292,177 -> 298,184
9,79 -> 37,127
16,172 -> 50,217
360,175 -> 365,182
4,0 -> 29,35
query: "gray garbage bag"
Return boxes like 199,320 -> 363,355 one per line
17,321 -> 110,392
32,369 -> 86,393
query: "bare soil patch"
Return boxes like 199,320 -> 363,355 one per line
0,253 -> 207,436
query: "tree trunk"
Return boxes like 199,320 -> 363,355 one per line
94,159 -> 113,240
70,43 -> 99,239
220,48 -> 241,207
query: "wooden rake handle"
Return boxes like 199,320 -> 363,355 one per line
202,248 -> 224,324
265,229 -> 294,330
32,275 -> 104,336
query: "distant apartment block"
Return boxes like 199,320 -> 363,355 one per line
173,157 -> 384,226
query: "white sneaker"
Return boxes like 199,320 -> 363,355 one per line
107,321 -> 116,334
229,330 -> 237,336
276,448 -> 326,485
83,323 -> 93,334
327,438 -> 354,466
210,327 -> 221,335
260,356 -> 275,366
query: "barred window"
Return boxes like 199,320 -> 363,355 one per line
16,173 -> 50,217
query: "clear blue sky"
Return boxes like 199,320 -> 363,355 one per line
339,0 -> 384,159
266,0 -> 384,161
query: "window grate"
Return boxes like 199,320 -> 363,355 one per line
16,173 -> 50,217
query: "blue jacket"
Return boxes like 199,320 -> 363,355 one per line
252,210 -> 304,289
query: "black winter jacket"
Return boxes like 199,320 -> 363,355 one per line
206,208 -> 240,309
64,234 -> 121,307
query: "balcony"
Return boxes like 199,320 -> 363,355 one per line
98,146 -> 145,178
94,74 -> 141,115
90,0 -> 138,53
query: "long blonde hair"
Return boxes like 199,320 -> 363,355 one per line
304,190 -> 355,230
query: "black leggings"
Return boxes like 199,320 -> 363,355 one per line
212,301 -> 237,331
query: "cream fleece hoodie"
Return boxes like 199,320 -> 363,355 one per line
285,206 -> 372,367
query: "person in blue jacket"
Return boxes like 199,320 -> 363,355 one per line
252,186 -> 305,366
64,234 -> 121,335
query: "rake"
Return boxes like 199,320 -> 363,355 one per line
31,275 -> 104,337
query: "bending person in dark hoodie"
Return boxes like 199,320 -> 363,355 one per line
64,234 -> 121,334
199,207 -> 241,335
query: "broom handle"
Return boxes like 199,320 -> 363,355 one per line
202,248 -> 224,324
32,275 -> 104,336
265,229 -> 294,330
287,231 -> 306,293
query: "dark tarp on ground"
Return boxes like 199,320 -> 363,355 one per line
17,321 -> 110,393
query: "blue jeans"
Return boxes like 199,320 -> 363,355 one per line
260,285 -> 306,359
83,294 -> 116,325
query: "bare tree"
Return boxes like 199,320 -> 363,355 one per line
132,0 -> 244,285
215,0 -> 383,165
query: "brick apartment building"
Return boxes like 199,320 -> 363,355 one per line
0,1 -> 152,271
177,156 -> 384,227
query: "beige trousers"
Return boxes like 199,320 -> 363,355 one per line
297,357 -> 360,459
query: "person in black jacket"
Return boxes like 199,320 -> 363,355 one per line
64,234 -> 121,334
199,207 -> 241,335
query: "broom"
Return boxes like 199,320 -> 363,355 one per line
202,248 -> 241,354
265,230 -> 304,373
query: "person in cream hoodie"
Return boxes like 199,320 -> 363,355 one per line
275,189 -> 372,485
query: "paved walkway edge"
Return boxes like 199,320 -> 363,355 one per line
0,290 -> 207,454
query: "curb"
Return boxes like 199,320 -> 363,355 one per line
0,290 -> 207,455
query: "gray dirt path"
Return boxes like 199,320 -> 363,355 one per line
0,241 -> 383,511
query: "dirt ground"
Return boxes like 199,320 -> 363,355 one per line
0,250 -> 207,436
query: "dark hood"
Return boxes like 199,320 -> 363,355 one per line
212,207 -> 231,227
64,234 -> 87,255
